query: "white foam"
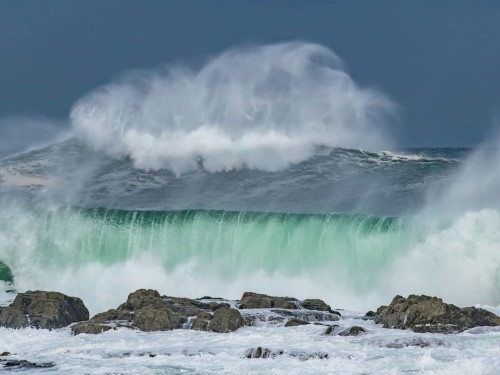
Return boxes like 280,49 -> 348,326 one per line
71,42 -> 394,174
1,315 -> 499,374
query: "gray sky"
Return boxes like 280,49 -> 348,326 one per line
1,0 -> 499,147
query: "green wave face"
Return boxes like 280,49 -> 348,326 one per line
0,208 -> 406,284
2,206 -> 500,313
0,261 -> 13,283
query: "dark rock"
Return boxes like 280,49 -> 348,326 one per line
0,352 -> 10,357
238,292 -> 297,309
0,291 -> 89,329
284,318 -> 309,327
244,347 -> 329,360
337,326 -> 367,336
163,296 -> 213,317
365,311 -> 376,318
244,347 -> 284,359
272,309 -> 340,323
301,299 -> 332,312
1,359 -> 55,369
208,307 -> 244,333
374,295 -> 500,333
289,351 -> 329,360
382,337 -> 447,348
323,325 -> 339,335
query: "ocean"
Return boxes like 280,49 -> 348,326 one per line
1,42 -> 499,374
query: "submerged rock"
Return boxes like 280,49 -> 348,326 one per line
0,358 -> 55,369
374,295 -> 500,333
0,291 -> 89,329
337,326 -> 367,336
323,325 -> 366,336
245,347 -> 284,359
284,318 -> 309,327
244,347 -> 329,360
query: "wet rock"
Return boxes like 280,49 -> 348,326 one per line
207,307 -> 244,333
0,291 -> 89,329
365,311 -> 376,318
285,318 -> 309,327
244,347 -> 329,360
73,289 -> 191,334
337,326 -> 367,336
0,352 -> 10,357
272,309 -> 340,323
0,359 -> 55,369
244,347 -> 284,358
374,295 -> 500,333
238,292 -> 297,309
190,311 -> 213,331
323,325 -> 340,335
290,351 -> 329,360
301,299 -> 332,312
71,322 -> 113,335
206,302 -> 231,311
381,337 -> 447,349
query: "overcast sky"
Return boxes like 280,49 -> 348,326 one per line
1,0 -> 499,147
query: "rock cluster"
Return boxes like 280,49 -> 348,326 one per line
1,290 -> 498,337
72,289 -> 243,335
374,294 -> 500,333
0,291 -> 88,329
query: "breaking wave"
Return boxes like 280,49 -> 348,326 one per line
71,42 -> 394,173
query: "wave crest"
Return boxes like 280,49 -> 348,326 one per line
71,42 -> 394,173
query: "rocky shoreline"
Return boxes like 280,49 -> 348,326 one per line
1,289 -> 500,369
1,289 -> 499,336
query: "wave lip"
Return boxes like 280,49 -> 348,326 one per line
71,42 -> 394,173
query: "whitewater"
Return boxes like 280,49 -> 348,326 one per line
1,42 -> 499,374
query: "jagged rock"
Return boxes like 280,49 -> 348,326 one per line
238,292 -> 297,309
285,318 -> 309,327
337,326 -> 367,336
208,307 -> 244,333
301,299 -> 332,312
374,295 -> 500,333
71,289 -> 246,335
0,291 -> 89,329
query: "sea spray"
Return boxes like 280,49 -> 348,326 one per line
71,42 -> 395,173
